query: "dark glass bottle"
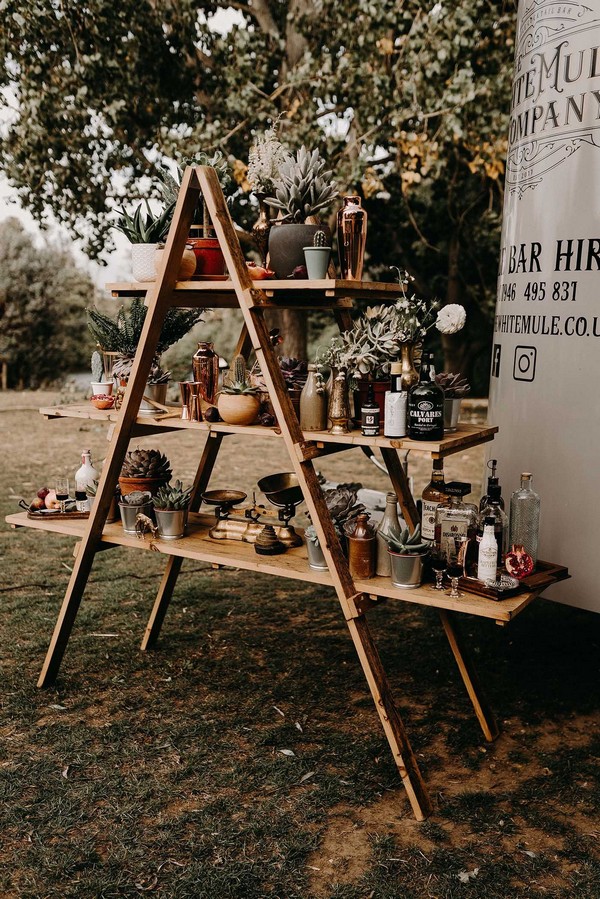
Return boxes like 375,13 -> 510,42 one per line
479,459 -> 505,512
407,353 -> 444,440
361,382 -> 380,436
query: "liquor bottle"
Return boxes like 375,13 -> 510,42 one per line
361,382 -> 380,436
434,481 -> 478,565
376,492 -> 402,577
300,364 -> 327,431
75,450 -> 99,492
509,472 -> 541,564
192,342 -> 219,404
407,353 -> 444,441
478,483 -> 508,566
384,361 -> 407,438
477,517 -> 499,583
75,489 -> 90,513
421,459 -> 447,542
479,459 -> 505,511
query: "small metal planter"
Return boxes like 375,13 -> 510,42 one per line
119,500 -> 153,535
154,508 -> 187,540
443,398 -> 461,433
306,538 -> 328,571
388,549 -> 428,589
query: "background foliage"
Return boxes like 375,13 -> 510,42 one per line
1,0 -> 516,388
0,219 -> 95,387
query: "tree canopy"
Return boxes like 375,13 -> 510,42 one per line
1,0 -> 516,385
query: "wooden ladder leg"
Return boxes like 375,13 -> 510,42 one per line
141,432 -> 225,650
438,609 -> 500,742
380,447 -> 420,531
347,615 -> 433,820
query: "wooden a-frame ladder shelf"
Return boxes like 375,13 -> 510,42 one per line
6,167 -> 569,821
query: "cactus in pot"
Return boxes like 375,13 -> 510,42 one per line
90,350 -> 113,396
218,354 -> 261,425
303,228 -> 332,280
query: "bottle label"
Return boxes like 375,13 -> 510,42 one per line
477,540 -> 498,582
361,407 -> 380,436
421,499 -> 441,540
408,400 -> 443,437
384,391 -> 407,437
438,519 -> 468,558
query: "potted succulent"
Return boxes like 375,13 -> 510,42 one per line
382,523 -> 431,589
217,354 -> 261,425
247,121 -> 290,264
118,490 -> 153,535
90,350 -> 114,397
87,299 -> 202,410
266,146 -> 338,278
304,485 -> 365,570
435,372 -> 471,433
303,229 -> 331,280
118,449 -> 172,496
152,480 -> 193,540
159,151 -> 231,276
115,201 -> 175,282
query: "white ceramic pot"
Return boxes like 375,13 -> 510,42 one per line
90,381 -> 114,396
131,244 -> 158,282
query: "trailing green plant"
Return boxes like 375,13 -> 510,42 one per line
87,299 -> 202,381
313,230 -> 329,248
152,479 -> 193,511
91,351 -> 104,382
266,146 -> 338,224
114,201 -> 175,244
435,372 -> 471,398
120,449 -> 172,481
383,523 -> 431,555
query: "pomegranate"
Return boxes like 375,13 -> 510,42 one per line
505,544 -> 534,579
246,262 -> 276,280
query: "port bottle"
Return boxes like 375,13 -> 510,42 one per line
407,353 -> 444,441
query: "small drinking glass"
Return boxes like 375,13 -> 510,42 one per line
55,477 -> 70,514
446,536 -> 468,598
430,550 -> 447,590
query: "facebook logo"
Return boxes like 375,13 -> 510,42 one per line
491,344 -> 501,378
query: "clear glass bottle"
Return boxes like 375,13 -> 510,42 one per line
407,353 -> 444,441
75,449 -> 99,492
477,516 -> 499,583
421,459 -> 447,541
479,459 -> 505,511
376,492 -> 402,577
361,382 -> 380,436
300,364 -> 327,431
192,342 -> 219,404
434,481 -> 478,565
478,483 -> 508,567
509,472 -> 541,565
384,361 -> 407,438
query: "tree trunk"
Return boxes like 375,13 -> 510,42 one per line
441,231 -> 467,374
267,309 -> 307,360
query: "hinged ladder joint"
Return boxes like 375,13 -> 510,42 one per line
344,592 -> 382,620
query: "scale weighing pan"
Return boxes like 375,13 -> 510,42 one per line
202,489 -> 247,508
257,472 -> 303,508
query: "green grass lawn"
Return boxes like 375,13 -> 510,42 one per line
0,391 -> 599,898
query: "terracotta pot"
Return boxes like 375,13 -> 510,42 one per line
217,393 -> 260,426
155,244 -> 197,280
118,476 -> 170,496
188,229 -> 226,276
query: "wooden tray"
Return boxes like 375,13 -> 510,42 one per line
453,559 -> 570,601
27,509 -> 90,521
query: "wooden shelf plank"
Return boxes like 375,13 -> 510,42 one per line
38,404 -> 497,456
5,511 -> 555,624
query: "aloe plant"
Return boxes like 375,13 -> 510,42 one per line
382,523 -> 431,555
114,201 -> 175,244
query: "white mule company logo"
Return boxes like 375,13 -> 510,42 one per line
507,1 -> 600,197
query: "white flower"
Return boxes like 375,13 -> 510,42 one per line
436,304 -> 466,335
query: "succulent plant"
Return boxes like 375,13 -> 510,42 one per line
152,479 -> 193,511
220,380 -> 261,396
114,201 -> 175,244
279,357 -> 308,390
120,490 -> 152,506
313,230 -> 329,248
91,351 -> 105,382
383,523 -> 431,555
434,372 -> 471,399
221,354 -> 261,396
120,449 -> 172,481
266,146 -> 338,224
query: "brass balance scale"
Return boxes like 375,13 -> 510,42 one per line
202,472 -> 304,555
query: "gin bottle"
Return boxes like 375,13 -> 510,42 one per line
434,481 -> 478,564
509,472 -> 541,565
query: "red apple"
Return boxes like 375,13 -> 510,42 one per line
37,487 -> 50,500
